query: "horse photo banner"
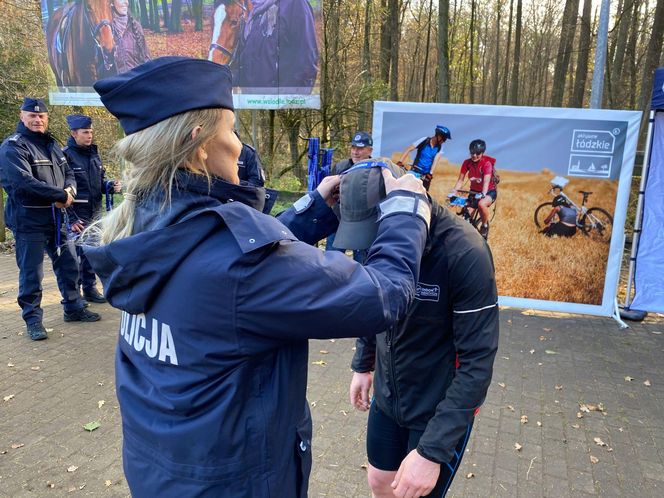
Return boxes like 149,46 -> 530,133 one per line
373,102 -> 641,317
40,0 -> 321,109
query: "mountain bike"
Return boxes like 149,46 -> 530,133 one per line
534,189 -> 613,242
446,189 -> 497,239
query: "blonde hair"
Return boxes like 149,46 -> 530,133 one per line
85,108 -> 225,245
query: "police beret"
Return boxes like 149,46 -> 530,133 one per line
67,114 -> 93,130
94,56 -> 235,135
21,98 -> 48,113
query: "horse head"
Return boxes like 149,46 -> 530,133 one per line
209,0 -> 251,65
83,0 -> 115,67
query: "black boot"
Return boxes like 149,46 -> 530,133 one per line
83,287 -> 107,304
26,323 -> 48,341
64,308 -> 101,322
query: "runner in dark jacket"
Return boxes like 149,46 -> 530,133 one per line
344,159 -> 499,498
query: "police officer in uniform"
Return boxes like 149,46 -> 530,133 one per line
0,99 -> 101,341
235,132 -> 265,186
83,56 -> 431,497
63,114 -> 121,303
326,131 -> 373,262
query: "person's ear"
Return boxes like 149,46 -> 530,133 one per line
191,125 -> 202,141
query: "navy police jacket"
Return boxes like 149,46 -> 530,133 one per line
63,137 -> 113,221
83,171 -> 429,497
352,201 -> 499,465
238,143 -> 265,187
0,122 -> 75,233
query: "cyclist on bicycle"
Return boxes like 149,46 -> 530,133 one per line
542,194 -> 577,237
450,139 -> 497,239
397,125 -> 452,191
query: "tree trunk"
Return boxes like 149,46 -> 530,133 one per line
639,0 -> 664,136
421,0 -> 434,101
192,0 -> 203,31
169,0 -> 183,33
609,0 -> 633,107
501,0 -> 514,104
380,0 -> 392,85
509,0 -> 522,105
149,0 -> 161,32
551,0 -> 580,106
438,0 -> 450,102
469,0 -> 476,103
389,0 -> 400,100
625,0 -> 641,108
358,0 -> 372,131
161,0 -> 170,28
491,1 -> 502,104
138,0 -> 149,28
571,0 -> 592,107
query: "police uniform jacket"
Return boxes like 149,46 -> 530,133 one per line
237,143 -> 264,186
83,170 -> 429,498
352,201 -> 499,465
63,137 -> 113,221
0,122 -> 76,233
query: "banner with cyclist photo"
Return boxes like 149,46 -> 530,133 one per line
40,0 -> 321,109
372,102 -> 641,317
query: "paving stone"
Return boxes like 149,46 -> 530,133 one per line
3,254 -> 664,496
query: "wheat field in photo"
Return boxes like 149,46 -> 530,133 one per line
424,160 -> 618,305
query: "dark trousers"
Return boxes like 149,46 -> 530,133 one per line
76,246 -> 97,292
14,231 -> 83,325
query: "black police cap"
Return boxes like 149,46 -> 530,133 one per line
21,98 -> 48,113
67,114 -> 93,130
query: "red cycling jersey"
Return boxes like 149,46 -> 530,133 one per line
460,155 -> 497,193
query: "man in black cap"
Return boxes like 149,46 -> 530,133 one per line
340,159 -> 499,498
0,99 -> 101,340
326,131 -> 373,262
63,114 -> 121,303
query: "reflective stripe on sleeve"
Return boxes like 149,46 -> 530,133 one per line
452,302 -> 498,314
378,195 -> 431,229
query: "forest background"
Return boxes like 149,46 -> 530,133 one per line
0,0 -> 663,206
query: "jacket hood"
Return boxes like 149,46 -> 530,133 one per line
82,170 -> 286,314
83,213 -> 219,314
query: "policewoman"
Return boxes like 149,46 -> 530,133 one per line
83,56 -> 432,497
63,114 -> 121,303
0,98 -> 100,341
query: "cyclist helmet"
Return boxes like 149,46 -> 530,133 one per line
552,194 -> 569,207
434,125 -> 452,140
469,139 -> 486,155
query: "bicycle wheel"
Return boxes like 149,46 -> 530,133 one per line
534,202 -> 554,229
581,208 -> 613,242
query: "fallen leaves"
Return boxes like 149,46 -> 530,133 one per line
98,400 -> 105,409
625,376 -> 634,382
590,455 -> 599,464
311,360 -> 326,366
544,350 -> 559,355
537,421 -> 543,427
555,385 -> 563,390
10,443 -> 24,449
82,421 -> 101,432
318,350 -> 329,355
3,394 -> 15,402
644,379 -> 652,387
497,382 -> 506,388
7,362 -> 14,368
466,472 -> 475,479
571,423 -> 580,429
30,366 -> 40,371
593,437 -> 607,447
579,403 -> 605,414
506,405 -> 515,412
520,415 -> 528,424
104,480 -> 113,487
67,465 -> 78,473
514,442 -> 523,451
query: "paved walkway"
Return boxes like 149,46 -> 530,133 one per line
1,252 -> 663,497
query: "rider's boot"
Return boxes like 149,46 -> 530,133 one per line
479,223 -> 489,240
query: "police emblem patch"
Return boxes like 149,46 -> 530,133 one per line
354,134 -> 362,141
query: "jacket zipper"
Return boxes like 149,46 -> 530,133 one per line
386,326 -> 403,425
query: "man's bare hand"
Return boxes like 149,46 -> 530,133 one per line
64,191 -> 74,208
70,221 -> 85,233
113,180 -> 123,193
316,175 -> 341,207
381,170 -> 426,197
391,449 -> 440,498
349,372 -> 372,411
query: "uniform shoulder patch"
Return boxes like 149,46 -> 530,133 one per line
292,193 -> 314,214
8,134 -> 21,143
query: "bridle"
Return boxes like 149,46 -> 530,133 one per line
209,0 -> 249,63
86,4 -> 114,71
